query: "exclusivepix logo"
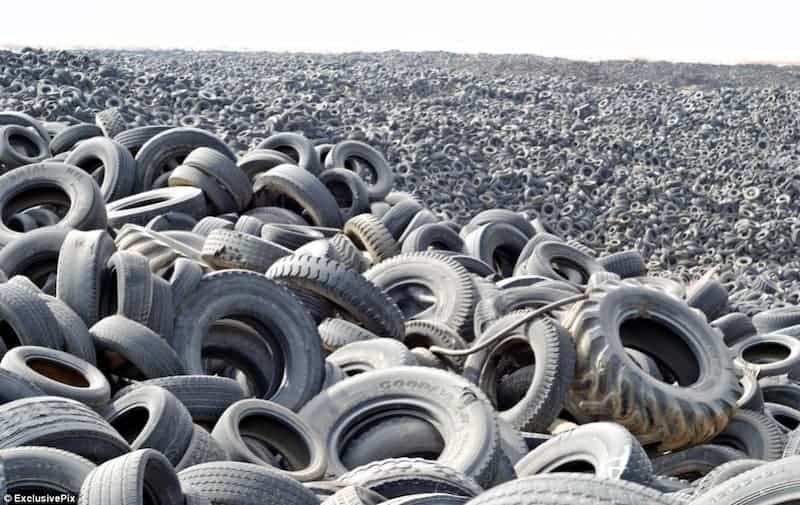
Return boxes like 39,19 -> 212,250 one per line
4,494 -> 77,504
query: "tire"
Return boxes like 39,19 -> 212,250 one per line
691,459 -> 765,499
0,368 -> 44,404
339,416 -> 444,470
299,367 -> 500,486
323,361 -> 347,389
381,198 -> 424,239
402,319 -> 466,369
512,233 -> 563,276
91,315 -> 185,379
464,313 -> 575,432
462,223 -> 528,278
711,409 -> 786,460
115,225 -> 204,273
472,283 -> 580,337
339,458 -> 483,498
345,214 -> 400,264
0,125 -> 50,170
686,276 -> 729,321
0,446 -> 94,499
193,216 -> 233,237
328,338 -> 416,375
253,164 -> 343,228
764,402 -> 800,433
267,255 -> 405,340
318,318 -> 379,353
57,229 -> 117,326
211,399 -> 327,482
113,126 -> 172,157
237,148 -> 296,182
711,312 -> 756,347
168,258 -> 205,302
364,252 -> 475,334
651,444 -> 745,481
102,385 -> 194,465
107,187 -> 207,228
691,456 -> 800,505
514,422 -> 652,483
0,162 -> 106,246
0,346 -> 109,409
175,424 -> 228,471
169,163 -> 238,214
321,486 -> 386,505
737,370 -> 764,411
257,133 -> 322,175
401,223 -> 465,254
182,147 -> 252,211
65,137 -> 136,202
0,277 -> 65,351
95,107 -> 128,138
146,211 -> 197,232
234,215 -> 264,236
178,461 -> 320,505
397,210 -> 439,244
319,168 -> 370,221
467,210 -> 535,239
103,251 -> 154,324
244,206 -> 307,226
597,250 -> 647,278
328,233 -> 371,273
464,474 -> 675,505
0,227 -> 68,294
626,348 -> 664,381
79,449 -> 184,505
523,241 -> 605,286
325,140 -> 393,201
733,334 -> 800,379
260,224 -> 326,250
113,375 -> 244,425
50,123 -> 103,154
754,306 -> 800,334
202,229 -> 292,271
0,111 -> 49,145
134,127 -> 235,192
383,494 -> 468,505
0,396 -> 129,463
562,279 -> 741,451
171,270 -> 324,410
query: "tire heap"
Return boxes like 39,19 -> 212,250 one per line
0,49 -> 798,504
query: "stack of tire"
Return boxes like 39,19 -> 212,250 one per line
0,109 -> 796,505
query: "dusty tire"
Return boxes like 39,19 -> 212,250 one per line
253,164 -> 343,228
338,458 -> 483,498
711,409 -> 786,461
344,214 -> 400,264
201,228 -> 291,271
65,137 -> 136,202
0,446 -> 95,500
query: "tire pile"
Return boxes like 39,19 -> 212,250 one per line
0,48 -> 797,505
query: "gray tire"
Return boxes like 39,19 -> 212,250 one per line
65,137 -> 136,202
78,449 -> 183,505
328,338 -> 417,375
1,446 -> 94,499
253,164 -> 343,228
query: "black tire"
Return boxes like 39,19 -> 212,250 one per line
65,137 -> 136,202
328,338 -> 417,375
325,140 -> 393,201
344,214 -> 399,264
193,216 -> 233,237
340,416 -> 445,469
244,206 -> 307,226
170,270 -> 324,410
690,459 -> 764,499
0,226 -> 67,294
402,320 -> 466,369
178,461 -> 320,505
753,306 -> 800,334
237,148 -> 295,182
102,385 -> 193,465
320,486 -> 386,505
103,250 -> 154,324
175,424 -> 228,471
397,210 -> 439,245
465,474 -> 675,505
464,313 -> 575,432
733,334 -> 800,379
319,168 -> 370,221
711,409 -> 786,460
401,223 -> 465,254
0,368 -> 45,404
113,126 -> 173,158
168,258 -> 205,302
318,318 -> 379,353
91,315 -> 185,379
257,132 -> 322,175
381,198 -> 424,240
711,312 -> 756,347
328,233 -> 371,273
691,456 -> 800,505
211,398 -> 327,482
686,276 -> 729,321
234,215 -> 264,236
107,187 -> 207,228
512,233 -> 563,276
764,402 -> 800,433
299,367 -> 500,486
113,375 -> 245,426
523,241 -> 605,286
338,458 -> 483,498
0,277 -> 65,351
467,210 -> 535,239
651,444 -> 745,481
514,422 -> 652,483
737,370 -> 764,411
383,494 -> 468,505
201,229 -> 291,271
253,164 -> 343,228
146,211 -> 197,232
472,283 -> 580,337
364,252 -> 475,334
0,162 -> 106,246
182,147 -> 252,211
597,250 -> 647,278
0,346 -> 109,409
169,162 -> 239,214
57,229 -> 116,326
134,127 -> 235,192
0,396 -> 130,463
463,223 -> 528,278
95,107 -> 128,138
49,123 -> 103,154
0,446 -> 95,499
0,111 -> 50,144
267,254 -> 405,340
79,449 -> 184,505
562,279 -> 740,451
260,224 -> 326,250
0,125 -> 50,170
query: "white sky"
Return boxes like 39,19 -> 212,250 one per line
3,0 -> 799,64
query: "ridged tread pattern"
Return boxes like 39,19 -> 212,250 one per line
267,254 -> 404,339
714,409 -> 786,461
176,424 -> 228,471
344,214 -> 399,264
338,458 -> 483,498
597,250 -> 647,278
95,108 -> 128,138
78,449 -> 183,505
318,318 -> 379,352
201,229 -> 291,271
563,279 -> 740,451
329,233 -> 370,273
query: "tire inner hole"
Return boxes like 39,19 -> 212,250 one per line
3,185 -> 71,226
8,133 -> 40,157
619,317 -> 700,387
238,413 -> 311,471
109,406 -> 150,444
26,357 -> 89,387
492,246 -> 519,278
484,337 -> 535,411
742,342 -> 791,364
548,459 -> 596,473
387,283 -> 436,319
326,180 -> 354,209
550,257 -> 588,284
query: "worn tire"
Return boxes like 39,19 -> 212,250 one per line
78,449 -> 183,505
253,164 -> 343,228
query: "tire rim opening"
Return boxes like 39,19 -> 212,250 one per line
326,180 -> 355,209
547,459 -> 596,474
480,337 -> 535,411
386,283 -> 436,320
26,357 -> 90,387
550,257 -> 588,284
619,317 -> 701,387
238,413 -> 312,471
742,341 -> 791,365
4,185 -> 71,226
110,406 -> 150,444
8,133 -> 40,158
